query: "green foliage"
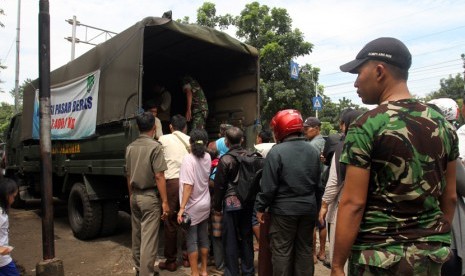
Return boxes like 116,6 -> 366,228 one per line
0,79 -> 30,139
233,2 -> 315,122
0,102 -> 14,142
8,78 -> 31,111
320,121 -> 334,136
424,73 -> 464,102
318,96 -> 367,130
196,2 -> 235,30
176,16 -> 190,24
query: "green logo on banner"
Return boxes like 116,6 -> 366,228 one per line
86,75 -> 95,93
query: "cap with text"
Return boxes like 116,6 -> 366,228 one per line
340,37 -> 412,73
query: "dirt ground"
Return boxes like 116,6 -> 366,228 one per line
9,201 -> 331,276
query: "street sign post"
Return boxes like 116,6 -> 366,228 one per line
290,60 -> 299,79
312,96 -> 323,111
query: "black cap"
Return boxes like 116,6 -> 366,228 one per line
303,117 -> 321,127
340,37 -> 412,73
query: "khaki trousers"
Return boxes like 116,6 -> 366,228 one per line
131,189 -> 161,276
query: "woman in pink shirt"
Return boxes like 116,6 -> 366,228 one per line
178,129 -> 211,276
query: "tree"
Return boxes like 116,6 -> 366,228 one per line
8,78 -> 32,111
176,16 -> 190,25
196,2 -> 234,30
318,96 -> 367,131
0,102 -> 14,142
259,64 -> 320,123
232,2 -> 317,121
193,2 -> 366,126
425,73 -> 465,101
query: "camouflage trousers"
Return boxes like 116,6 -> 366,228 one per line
191,110 -> 208,130
349,242 -> 451,276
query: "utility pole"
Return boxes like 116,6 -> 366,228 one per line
312,71 -> 318,118
14,0 -> 21,114
36,1 -> 64,275
68,15 -> 77,60
462,54 -> 465,94
65,16 -> 116,61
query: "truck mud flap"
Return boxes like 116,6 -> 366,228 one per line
100,200 -> 118,237
82,174 -> 126,201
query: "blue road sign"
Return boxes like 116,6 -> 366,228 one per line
290,60 -> 299,79
312,96 -> 323,111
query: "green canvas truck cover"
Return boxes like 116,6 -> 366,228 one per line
21,16 -> 259,141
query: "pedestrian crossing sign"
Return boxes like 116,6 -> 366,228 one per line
312,96 -> 323,111
290,60 -> 299,79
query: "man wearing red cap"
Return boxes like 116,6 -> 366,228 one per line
332,37 -> 458,275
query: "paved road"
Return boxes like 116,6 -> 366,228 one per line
9,203 -> 330,275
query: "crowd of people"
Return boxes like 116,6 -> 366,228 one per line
123,37 -> 464,276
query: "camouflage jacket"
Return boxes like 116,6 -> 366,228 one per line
185,79 -> 208,114
340,99 -> 459,249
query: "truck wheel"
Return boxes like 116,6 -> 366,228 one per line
68,183 -> 102,240
100,200 -> 118,236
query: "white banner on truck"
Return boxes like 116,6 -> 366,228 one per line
32,70 -> 100,140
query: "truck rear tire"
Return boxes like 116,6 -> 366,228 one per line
68,182 -> 102,240
100,200 -> 118,236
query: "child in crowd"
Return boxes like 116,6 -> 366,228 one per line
0,178 -> 19,276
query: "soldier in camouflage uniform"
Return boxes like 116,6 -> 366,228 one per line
182,76 -> 209,130
332,37 -> 458,276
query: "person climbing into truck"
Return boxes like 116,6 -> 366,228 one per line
181,75 -> 209,130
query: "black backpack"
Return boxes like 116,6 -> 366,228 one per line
225,151 -> 265,205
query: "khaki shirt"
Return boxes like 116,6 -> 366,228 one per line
126,134 -> 167,190
158,131 -> 190,180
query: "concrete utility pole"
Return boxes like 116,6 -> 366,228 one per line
312,71 -> 318,118
65,16 -> 116,61
14,0 -> 21,114
37,1 -> 64,275
462,54 -> 465,93
67,15 -> 77,60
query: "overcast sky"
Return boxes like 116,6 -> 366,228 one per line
1,0 -> 464,107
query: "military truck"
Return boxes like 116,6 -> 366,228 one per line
3,17 -> 260,240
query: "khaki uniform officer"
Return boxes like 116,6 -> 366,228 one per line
126,111 -> 169,276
